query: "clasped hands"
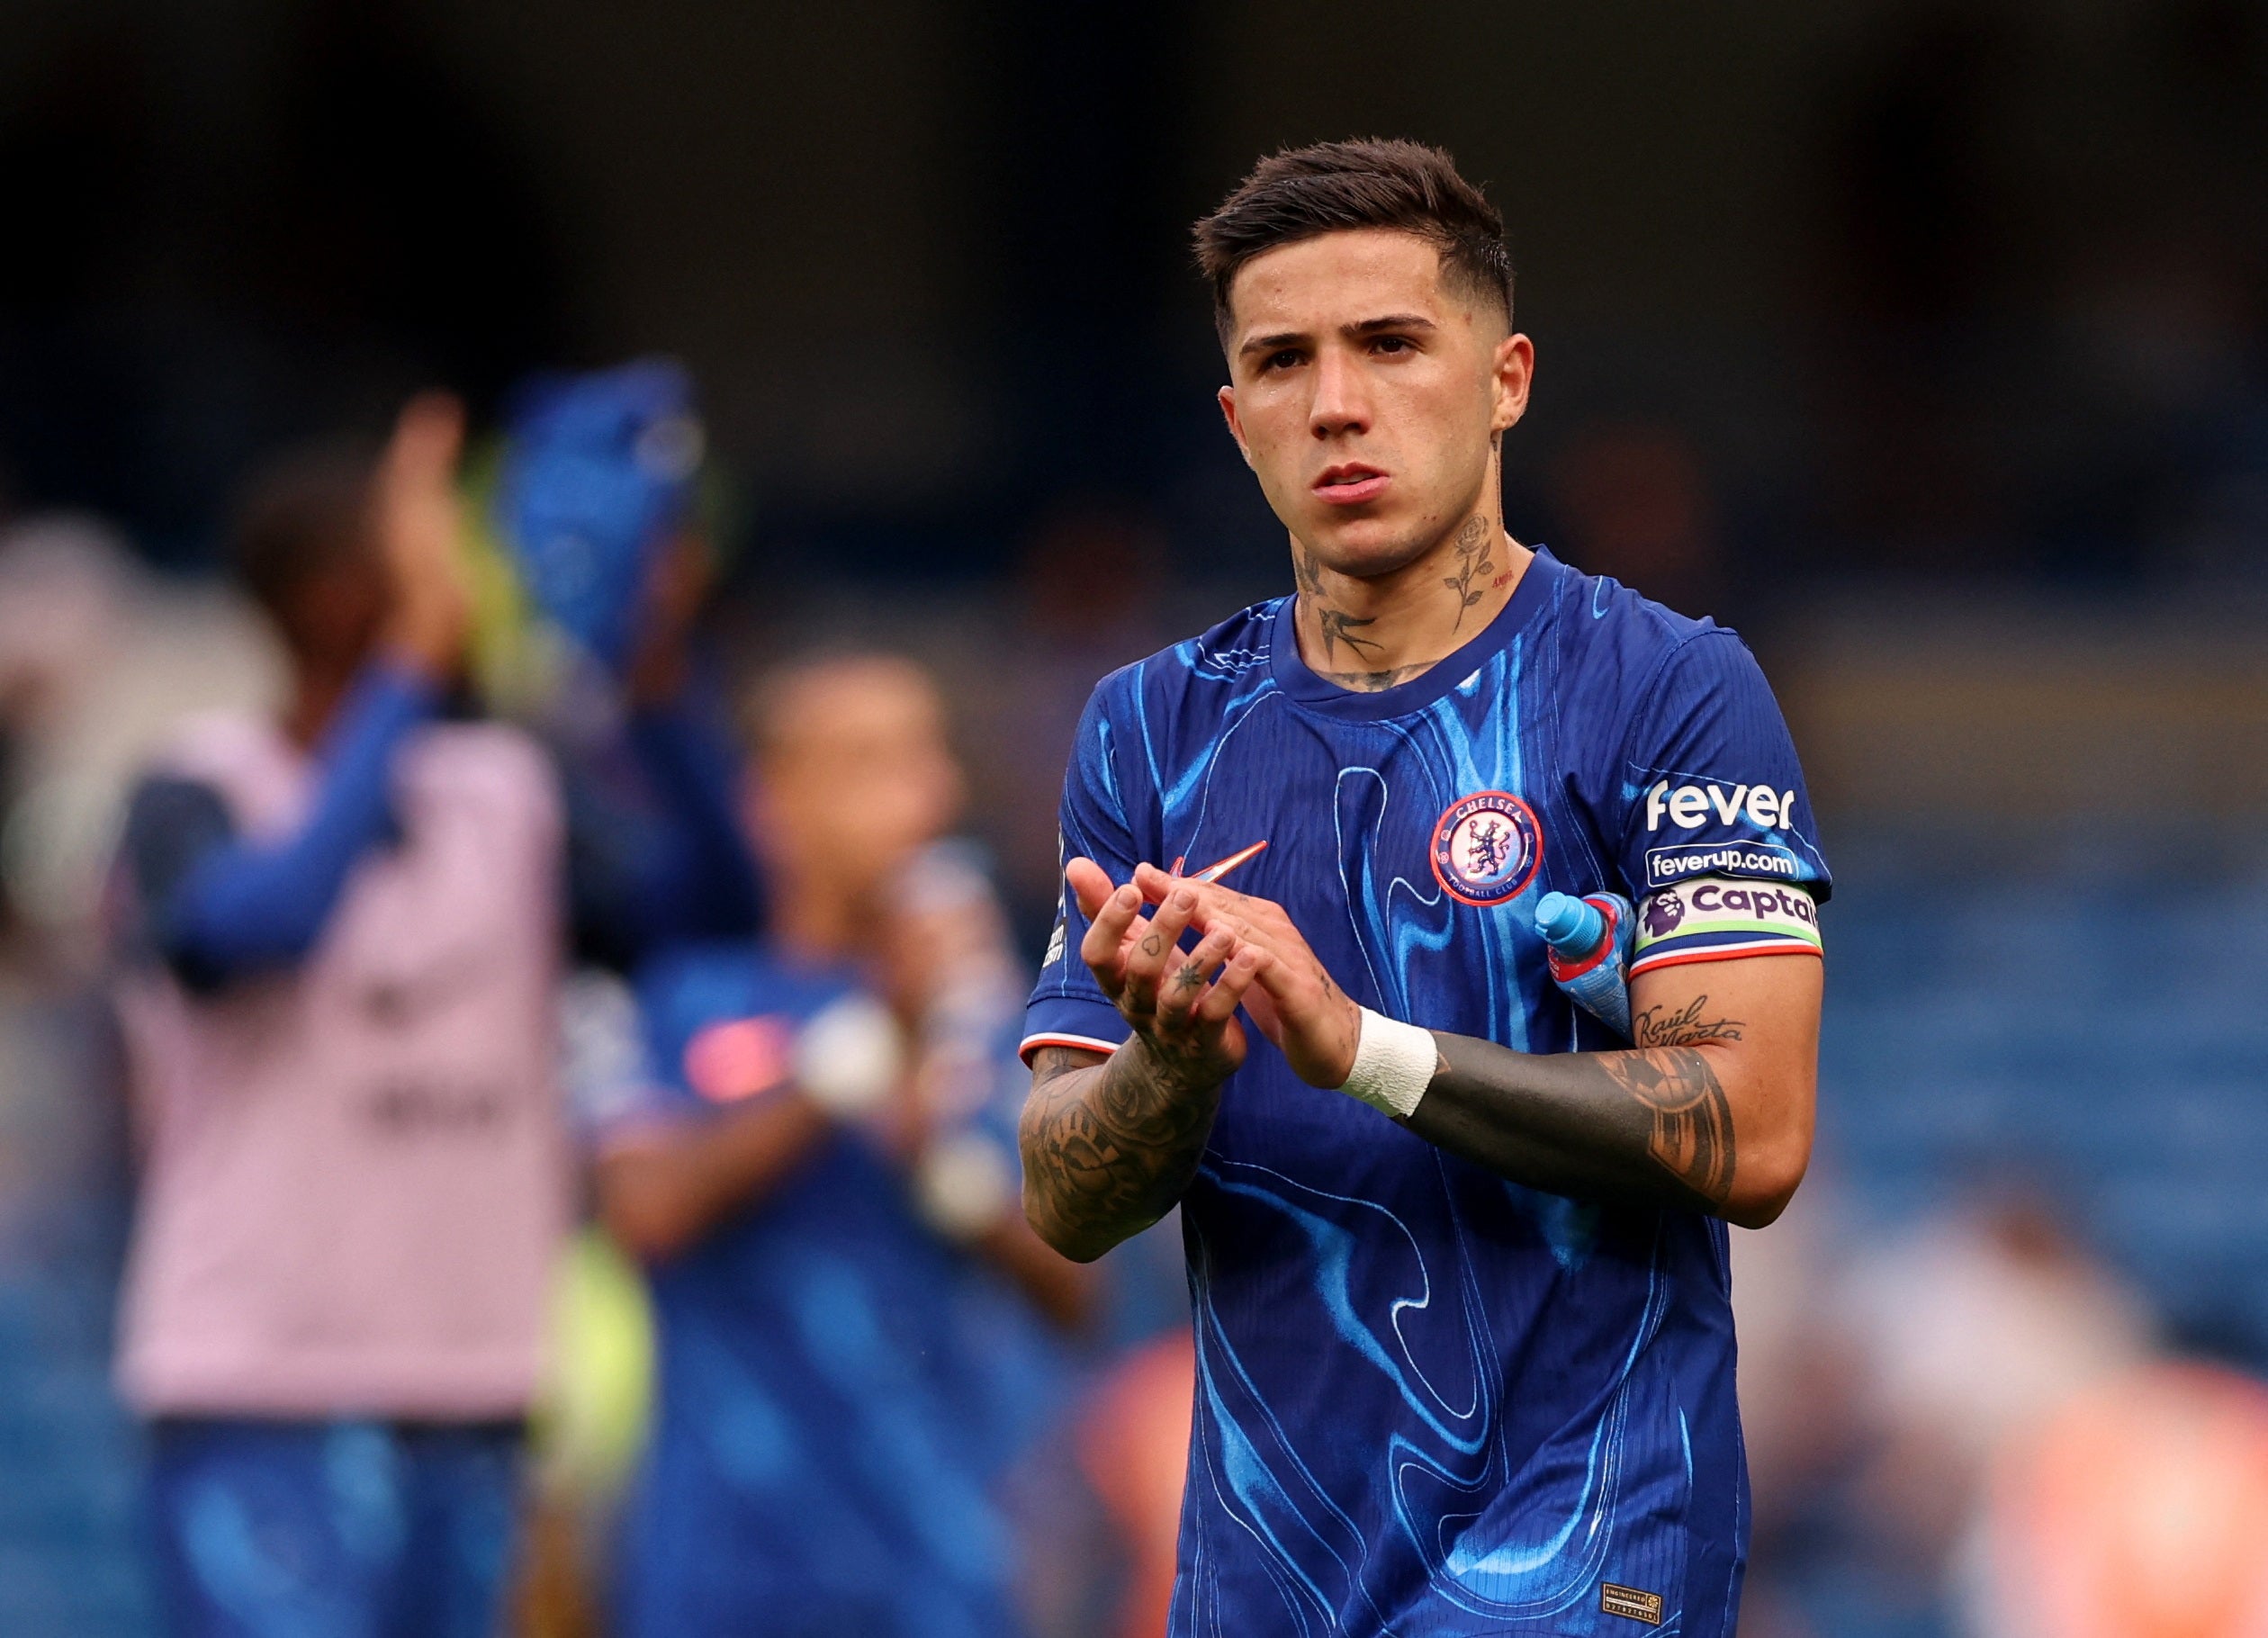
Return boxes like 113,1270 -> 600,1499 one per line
1066,856 -> 1363,1090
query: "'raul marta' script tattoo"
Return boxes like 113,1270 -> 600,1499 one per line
1633,994 -> 1746,1049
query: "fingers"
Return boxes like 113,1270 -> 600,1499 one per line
1242,938 -> 1361,1087
1194,946 -> 1269,1025
1238,974 -> 1284,1045
1130,861 -> 1180,902
1149,924 -> 1238,1030
374,392 -> 472,675
1070,860 -> 1299,1058
1131,864 -> 1292,944
1134,861 -> 1252,916
1066,857 -> 1119,922
1076,873 -> 1142,998
1121,887 -> 1199,1013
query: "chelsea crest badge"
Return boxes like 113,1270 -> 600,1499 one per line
1430,790 -> 1544,907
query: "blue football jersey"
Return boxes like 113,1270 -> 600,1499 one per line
1022,547 -> 1829,1637
580,945 -> 1062,1638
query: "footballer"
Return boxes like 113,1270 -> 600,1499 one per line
1019,140 -> 1829,1635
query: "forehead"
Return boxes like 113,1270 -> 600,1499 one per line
765,665 -> 941,756
1225,228 -> 1456,340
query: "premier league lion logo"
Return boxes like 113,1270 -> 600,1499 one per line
1642,890 -> 1687,938
1429,791 -> 1544,907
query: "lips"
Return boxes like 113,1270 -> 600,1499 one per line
1313,464 -> 1388,506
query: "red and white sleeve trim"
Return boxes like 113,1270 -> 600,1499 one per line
1018,1030 -> 1125,1066
1626,937 -> 1823,977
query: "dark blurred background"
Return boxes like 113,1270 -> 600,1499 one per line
8,0 -> 2265,593
4,4 -> 2268,1635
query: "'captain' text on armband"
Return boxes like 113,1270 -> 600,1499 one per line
1628,873 -> 1822,976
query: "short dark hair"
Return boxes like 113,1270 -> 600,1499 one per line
228,438 -> 381,623
1192,139 -> 1514,347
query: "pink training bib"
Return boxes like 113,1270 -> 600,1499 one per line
113,710 -> 571,1420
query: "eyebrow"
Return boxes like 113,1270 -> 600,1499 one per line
1237,312 -> 1439,359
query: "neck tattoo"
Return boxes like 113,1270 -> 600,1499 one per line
1295,549 -> 1428,692
1293,515 -> 1502,694
1442,515 -> 1496,630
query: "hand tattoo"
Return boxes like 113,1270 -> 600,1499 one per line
1173,962 -> 1206,991
1020,1045 -> 1224,1261
1441,515 -> 1495,629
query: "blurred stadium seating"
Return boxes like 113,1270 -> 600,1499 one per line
1819,851 -> 2268,1362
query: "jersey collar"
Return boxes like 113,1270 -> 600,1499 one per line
1268,543 -> 1566,720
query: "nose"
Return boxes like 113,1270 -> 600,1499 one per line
1309,344 -> 1370,441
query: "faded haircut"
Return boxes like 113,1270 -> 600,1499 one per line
1192,138 -> 1514,347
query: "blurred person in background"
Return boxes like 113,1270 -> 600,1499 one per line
491,359 -> 764,976
1972,1360 -> 2268,1638
577,652 -> 1090,1638
1724,1180 -> 1862,1638
1838,1186 -> 2154,1623
484,358 -> 774,1636
0,514 -> 283,980
108,396 -> 569,1638
1071,1326 -> 1195,1638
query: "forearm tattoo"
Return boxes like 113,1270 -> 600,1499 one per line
1595,1047 -> 1737,1207
1020,1044 -> 1222,1258
1618,997 -> 1743,1202
1415,996 -> 1749,1218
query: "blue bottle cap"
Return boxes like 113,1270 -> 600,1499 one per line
1534,891 -> 1606,958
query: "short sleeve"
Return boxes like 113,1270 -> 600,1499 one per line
1021,676 -> 1145,1062
1616,633 -> 1832,977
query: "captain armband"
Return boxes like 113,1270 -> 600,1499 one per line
1628,874 -> 1822,977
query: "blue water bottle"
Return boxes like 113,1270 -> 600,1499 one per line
1536,891 -> 1634,1040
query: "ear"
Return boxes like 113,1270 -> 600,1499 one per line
1490,333 -> 1534,436
1217,385 -> 1256,469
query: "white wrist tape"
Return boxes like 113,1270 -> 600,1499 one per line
793,994 -> 903,1119
1336,1007 -> 1437,1119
